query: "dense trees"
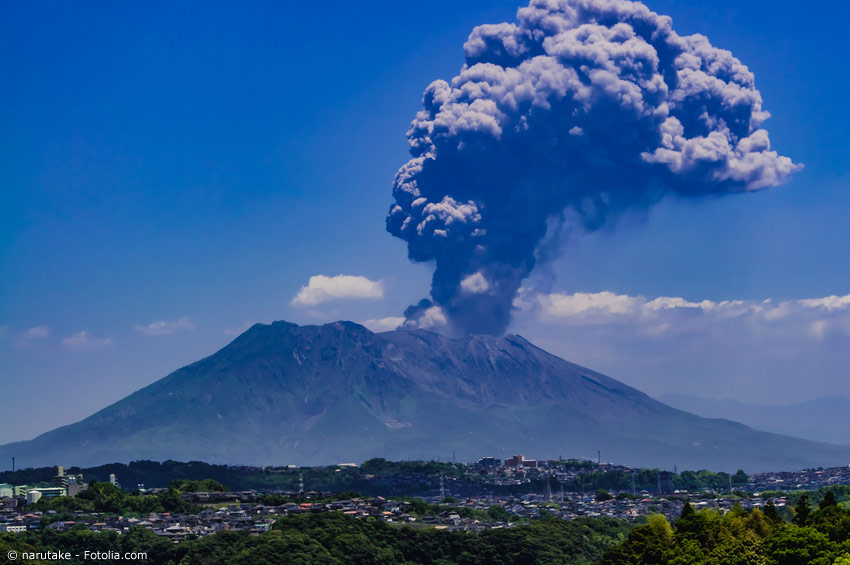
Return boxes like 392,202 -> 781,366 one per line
601,493 -> 850,564
169,479 -> 228,492
29,480 -> 201,515
557,468 -> 749,495
3,512 -> 631,564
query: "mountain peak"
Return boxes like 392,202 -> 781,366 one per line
3,320 -> 849,472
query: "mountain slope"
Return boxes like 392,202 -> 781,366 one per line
2,321 -> 849,472
658,393 -> 850,445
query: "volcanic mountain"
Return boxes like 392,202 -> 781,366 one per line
3,321 -> 848,471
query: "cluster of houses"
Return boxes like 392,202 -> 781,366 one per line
508,489 -> 785,523
748,465 -> 850,491
0,494 -> 506,538
1,457 -> 845,541
0,488 -> 791,539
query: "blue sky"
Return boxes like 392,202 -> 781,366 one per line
1,0 -> 848,444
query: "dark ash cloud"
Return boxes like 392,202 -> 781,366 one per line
387,0 -> 801,335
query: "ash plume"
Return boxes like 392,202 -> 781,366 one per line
387,0 -> 801,335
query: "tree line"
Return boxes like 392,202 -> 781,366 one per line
601,491 -> 850,564
1,512 -> 631,564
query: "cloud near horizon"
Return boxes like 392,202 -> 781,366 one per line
290,275 -> 385,306
509,289 -> 850,401
515,290 -> 850,339
61,331 -> 113,351
133,317 -> 196,336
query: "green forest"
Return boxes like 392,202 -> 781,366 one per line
602,494 -> 850,564
1,512 -> 631,565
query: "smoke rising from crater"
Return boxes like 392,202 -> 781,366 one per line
387,0 -> 801,335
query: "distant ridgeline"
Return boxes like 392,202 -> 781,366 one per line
0,458 -> 750,496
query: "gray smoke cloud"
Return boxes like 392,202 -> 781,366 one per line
387,0 -> 801,335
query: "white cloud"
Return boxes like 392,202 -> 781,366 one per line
403,306 -> 448,330
520,290 -> 850,339
360,317 -> 405,332
799,295 -> 850,312
460,272 -> 490,294
22,326 -> 50,339
538,291 -> 640,318
645,297 -> 716,311
290,275 -> 384,306
134,317 -> 196,336
62,331 -> 113,351
510,290 -> 850,402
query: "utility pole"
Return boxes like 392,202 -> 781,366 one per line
729,474 -> 733,494
298,473 -> 304,495
632,470 -> 636,496
597,450 -> 601,465
452,450 -> 456,465
560,480 -> 564,502
546,476 -> 552,503
439,473 -> 446,501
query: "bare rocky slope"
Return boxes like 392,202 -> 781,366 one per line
3,321 -> 848,472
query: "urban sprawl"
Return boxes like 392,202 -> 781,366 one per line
3,456 -> 850,541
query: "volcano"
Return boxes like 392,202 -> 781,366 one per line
2,321 -> 848,472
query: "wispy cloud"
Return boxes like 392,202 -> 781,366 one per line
290,275 -> 384,306
360,317 -> 405,332
7,325 -> 51,347
133,317 -> 196,336
223,322 -> 253,336
62,331 -> 113,351
22,326 -> 50,339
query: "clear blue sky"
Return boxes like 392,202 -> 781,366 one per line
1,0 -> 848,444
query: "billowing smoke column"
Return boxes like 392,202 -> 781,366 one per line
387,0 -> 800,335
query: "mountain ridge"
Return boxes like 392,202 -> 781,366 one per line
658,393 -> 850,445
2,320 -> 848,472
